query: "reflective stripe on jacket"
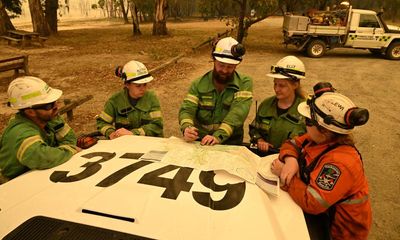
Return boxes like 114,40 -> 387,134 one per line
280,134 -> 372,240
179,71 -> 253,145
96,89 -> 163,138
249,95 -> 306,148
0,113 -> 78,180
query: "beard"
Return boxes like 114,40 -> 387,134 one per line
212,68 -> 234,84
36,108 -> 58,123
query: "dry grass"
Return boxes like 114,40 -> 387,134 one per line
0,17 -> 283,136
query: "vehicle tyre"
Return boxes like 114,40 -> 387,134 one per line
369,49 -> 382,55
306,39 -> 326,58
385,42 -> 400,60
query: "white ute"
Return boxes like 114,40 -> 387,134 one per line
283,5 -> 400,60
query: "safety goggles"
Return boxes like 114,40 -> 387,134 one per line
31,101 -> 56,110
270,65 -> 305,79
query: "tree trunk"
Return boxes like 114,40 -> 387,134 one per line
45,0 -> 58,33
236,0 -> 247,43
29,0 -> 50,36
120,0 -> 129,23
130,1 -> 141,35
0,0 -> 15,35
152,0 -> 168,35
108,0 -> 115,18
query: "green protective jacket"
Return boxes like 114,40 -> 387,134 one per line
249,95 -> 306,149
0,113 -> 78,180
96,89 -> 163,138
179,71 -> 253,145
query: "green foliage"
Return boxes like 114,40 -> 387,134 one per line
98,0 -> 105,9
132,0 -> 155,21
4,0 -> 22,16
91,4 -> 98,10
198,0 -> 240,18
249,0 -> 279,16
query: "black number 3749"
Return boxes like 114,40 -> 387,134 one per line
50,152 -> 246,211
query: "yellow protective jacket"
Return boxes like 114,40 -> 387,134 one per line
0,113 -> 78,180
179,71 -> 253,145
96,89 -> 163,138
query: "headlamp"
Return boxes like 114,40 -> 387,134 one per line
270,65 -> 305,80
307,97 -> 353,130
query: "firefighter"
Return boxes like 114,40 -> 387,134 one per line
271,82 -> 371,240
96,60 -> 163,139
0,77 -> 79,183
179,37 -> 253,145
249,56 -> 307,155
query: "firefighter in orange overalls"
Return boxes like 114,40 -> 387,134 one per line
271,82 -> 371,240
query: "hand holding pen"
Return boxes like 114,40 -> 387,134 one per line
183,126 -> 199,142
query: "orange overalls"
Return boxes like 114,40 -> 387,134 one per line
280,134 -> 372,240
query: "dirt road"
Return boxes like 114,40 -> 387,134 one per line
0,17 -> 399,239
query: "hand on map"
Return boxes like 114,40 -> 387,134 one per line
200,135 -> 220,146
277,156 -> 299,186
271,158 -> 283,176
109,128 -> 133,139
183,126 -> 199,142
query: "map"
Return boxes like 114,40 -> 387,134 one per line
160,137 -> 261,183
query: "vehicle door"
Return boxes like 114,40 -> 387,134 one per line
346,13 -> 385,48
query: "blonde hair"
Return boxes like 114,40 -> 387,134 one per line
289,79 -> 307,99
295,84 -> 308,99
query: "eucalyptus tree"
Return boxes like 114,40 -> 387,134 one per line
153,0 -> 168,35
29,0 -> 50,36
0,0 -> 19,34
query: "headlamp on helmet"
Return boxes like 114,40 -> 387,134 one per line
212,37 -> 245,65
267,55 -> 306,80
270,65 -> 305,81
298,82 -> 369,134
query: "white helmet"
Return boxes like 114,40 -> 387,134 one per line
116,60 -> 153,84
212,37 -> 245,65
340,1 -> 350,7
298,82 -> 369,134
8,76 -> 62,110
267,55 -> 305,80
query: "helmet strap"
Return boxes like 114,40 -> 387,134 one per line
125,73 -> 152,83
212,53 -> 242,62
271,66 -> 304,80
308,96 -> 353,130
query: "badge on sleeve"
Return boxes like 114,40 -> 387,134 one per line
315,164 -> 341,191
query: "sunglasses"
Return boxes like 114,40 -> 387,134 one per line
31,101 -> 56,110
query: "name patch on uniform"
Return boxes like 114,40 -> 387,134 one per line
315,164 -> 341,191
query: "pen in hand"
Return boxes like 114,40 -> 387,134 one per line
184,125 -> 199,142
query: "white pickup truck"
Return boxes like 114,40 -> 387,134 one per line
283,6 -> 400,60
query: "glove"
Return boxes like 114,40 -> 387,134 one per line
77,135 -> 98,149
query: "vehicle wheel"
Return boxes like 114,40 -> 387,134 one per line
306,39 -> 326,58
385,42 -> 400,60
369,49 -> 382,55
